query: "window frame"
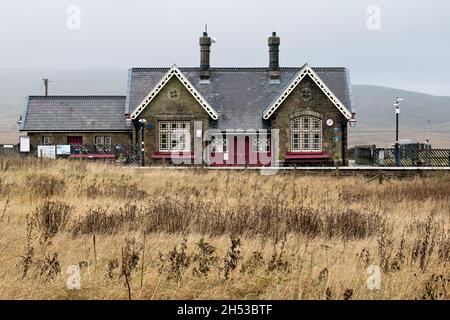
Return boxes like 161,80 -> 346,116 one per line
211,136 -> 228,153
42,135 -> 50,145
104,136 -> 112,146
291,116 -> 322,152
158,120 -> 191,152
95,136 -> 104,145
251,136 -> 270,153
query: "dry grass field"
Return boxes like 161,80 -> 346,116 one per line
0,156 -> 449,300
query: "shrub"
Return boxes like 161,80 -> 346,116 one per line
192,238 -> 218,278
267,238 -> 290,273
343,289 -> 353,300
36,252 -> 61,281
120,237 -> 141,300
71,204 -> 139,236
411,215 -> 439,272
421,274 -> 450,300
106,258 -> 119,279
33,200 -> 73,242
27,173 -> 65,199
19,215 -> 35,278
223,236 -> 242,280
325,210 -> 382,240
158,238 -> 190,282
240,251 -> 265,275
83,181 -> 147,200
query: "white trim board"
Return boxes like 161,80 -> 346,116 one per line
262,64 -> 352,120
130,65 -> 219,120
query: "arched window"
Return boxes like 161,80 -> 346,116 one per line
291,116 -> 322,152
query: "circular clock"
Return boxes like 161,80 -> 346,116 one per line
326,119 -> 334,127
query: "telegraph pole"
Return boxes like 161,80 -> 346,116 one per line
426,120 -> 431,144
394,97 -> 403,166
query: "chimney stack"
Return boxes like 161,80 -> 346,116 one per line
43,78 -> 49,96
268,32 -> 280,81
199,31 -> 211,80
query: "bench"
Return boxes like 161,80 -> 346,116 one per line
284,152 -> 331,166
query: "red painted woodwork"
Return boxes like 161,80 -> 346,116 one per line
284,151 -> 331,164
67,136 -> 83,144
284,151 -> 330,160
211,136 -> 272,167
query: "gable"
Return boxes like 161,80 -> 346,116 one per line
130,65 -> 218,120
262,64 -> 352,120
127,66 -> 355,130
138,77 -> 213,117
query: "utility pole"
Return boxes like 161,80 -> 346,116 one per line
426,120 -> 431,144
394,97 -> 404,166
43,78 -> 49,96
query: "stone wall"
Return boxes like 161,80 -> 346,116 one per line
270,75 -> 348,161
27,132 -> 132,147
136,77 -> 212,164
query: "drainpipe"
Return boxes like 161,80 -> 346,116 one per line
138,119 -> 146,166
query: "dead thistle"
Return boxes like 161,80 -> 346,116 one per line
120,237 -> 141,300
192,238 -> 218,278
19,215 -> 35,278
267,237 -> 290,273
240,251 -> 265,275
158,238 -> 190,282
223,235 -> 242,280
343,288 -> 353,300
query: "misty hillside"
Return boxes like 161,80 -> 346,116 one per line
0,69 -> 449,147
350,85 -> 450,147
352,85 -> 450,130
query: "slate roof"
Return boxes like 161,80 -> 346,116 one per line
20,96 -> 128,131
20,67 -> 355,132
127,67 -> 355,130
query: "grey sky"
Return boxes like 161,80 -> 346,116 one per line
1,0 -> 449,95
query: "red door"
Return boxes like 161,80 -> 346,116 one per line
67,136 -> 83,145
223,136 -> 253,166
210,135 -> 271,167
231,136 -> 271,167
232,136 -> 250,166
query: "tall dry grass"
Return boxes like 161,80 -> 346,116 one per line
0,155 -> 449,300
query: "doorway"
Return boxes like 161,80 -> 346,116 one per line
211,135 -> 271,167
67,136 -> 83,145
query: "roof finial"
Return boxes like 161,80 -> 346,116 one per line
205,23 -> 208,34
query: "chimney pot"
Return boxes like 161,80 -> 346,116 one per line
200,31 -> 211,80
268,32 -> 280,81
